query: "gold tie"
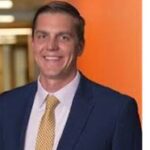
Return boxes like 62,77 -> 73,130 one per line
35,95 -> 59,150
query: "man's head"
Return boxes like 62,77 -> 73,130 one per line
32,1 -> 85,84
32,1 -> 85,45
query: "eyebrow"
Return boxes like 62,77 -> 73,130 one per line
34,30 -> 48,35
35,30 -> 74,37
57,31 -> 73,36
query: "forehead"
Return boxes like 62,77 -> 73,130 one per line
35,12 -> 77,30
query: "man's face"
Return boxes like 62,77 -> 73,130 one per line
32,12 -> 83,80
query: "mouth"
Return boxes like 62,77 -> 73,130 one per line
44,56 -> 61,61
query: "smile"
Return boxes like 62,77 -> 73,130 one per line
44,56 -> 61,60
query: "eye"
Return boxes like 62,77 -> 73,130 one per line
35,32 -> 48,40
59,34 -> 70,41
37,33 -> 47,39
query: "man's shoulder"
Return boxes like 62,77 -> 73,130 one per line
0,81 -> 37,99
81,75 -> 139,120
81,74 -> 136,106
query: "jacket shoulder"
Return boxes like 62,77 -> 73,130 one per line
0,81 -> 37,100
81,75 -> 137,106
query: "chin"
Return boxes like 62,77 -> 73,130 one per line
44,71 -> 63,79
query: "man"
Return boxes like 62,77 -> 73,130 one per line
0,1 -> 141,150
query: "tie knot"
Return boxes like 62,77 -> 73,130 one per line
46,95 -> 59,110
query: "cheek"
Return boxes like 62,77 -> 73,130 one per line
32,48 -> 42,64
32,45 -> 43,57
32,40 -> 44,52
67,49 -> 79,63
32,49 -> 39,59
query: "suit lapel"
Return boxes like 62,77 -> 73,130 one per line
57,75 -> 95,150
19,82 -> 37,150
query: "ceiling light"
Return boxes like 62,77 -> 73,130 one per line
0,28 -> 32,36
0,0 -> 13,9
0,15 -> 15,23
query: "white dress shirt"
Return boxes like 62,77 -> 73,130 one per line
24,72 -> 80,150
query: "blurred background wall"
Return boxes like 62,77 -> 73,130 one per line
0,0 -> 141,117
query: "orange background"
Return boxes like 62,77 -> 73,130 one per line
68,0 -> 142,117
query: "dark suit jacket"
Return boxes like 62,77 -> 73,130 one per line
0,75 -> 142,150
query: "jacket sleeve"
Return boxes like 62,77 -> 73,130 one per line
112,99 -> 142,150
0,97 -> 4,149
0,121 -> 3,149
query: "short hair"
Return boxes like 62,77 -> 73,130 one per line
32,1 -> 85,44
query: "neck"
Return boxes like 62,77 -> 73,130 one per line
39,71 -> 77,93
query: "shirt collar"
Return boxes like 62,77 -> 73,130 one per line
36,71 -> 81,108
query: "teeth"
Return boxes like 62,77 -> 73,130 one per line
45,56 -> 59,60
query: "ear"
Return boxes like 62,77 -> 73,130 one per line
31,37 -> 35,49
77,41 -> 84,56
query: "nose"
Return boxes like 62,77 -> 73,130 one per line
46,37 -> 58,51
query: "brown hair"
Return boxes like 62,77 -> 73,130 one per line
32,1 -> 85,44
